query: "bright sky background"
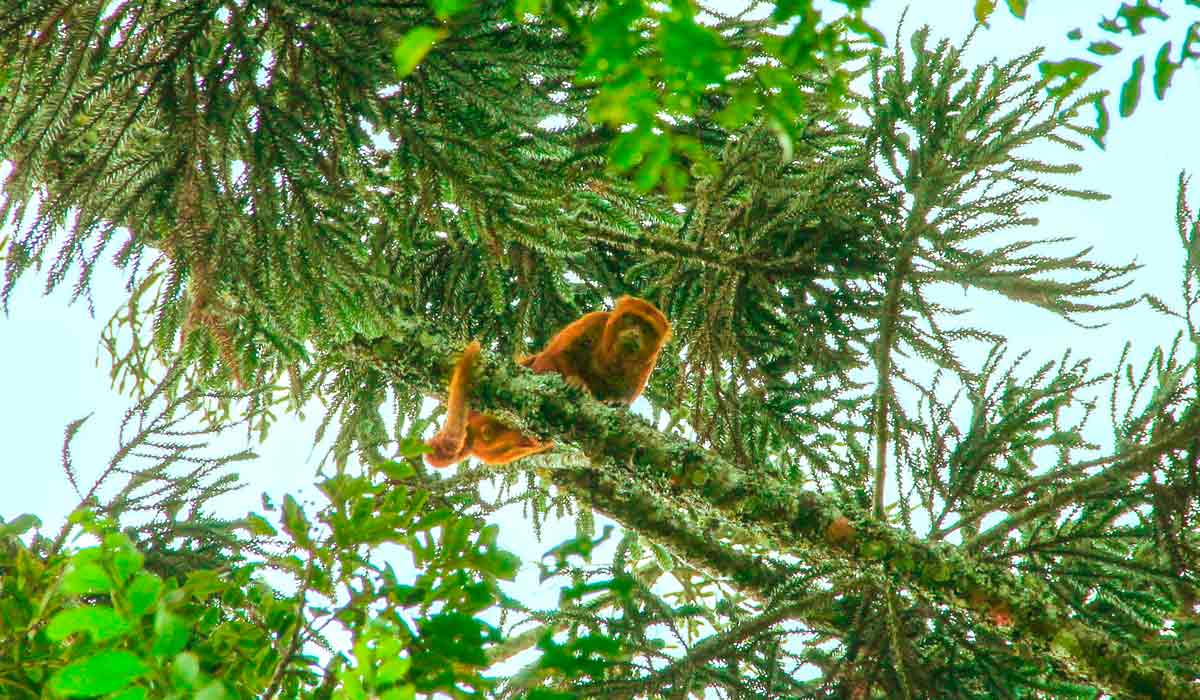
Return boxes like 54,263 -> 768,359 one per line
2,0 -> 1198,662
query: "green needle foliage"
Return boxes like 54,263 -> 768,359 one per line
1,1 -> 1198,699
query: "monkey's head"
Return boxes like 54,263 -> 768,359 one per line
603,296 -> 671,365
467,414 -> 548,464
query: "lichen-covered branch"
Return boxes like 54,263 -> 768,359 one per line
346,323 -> 1196,700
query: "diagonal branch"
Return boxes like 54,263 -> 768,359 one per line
344,323 -> 1195,700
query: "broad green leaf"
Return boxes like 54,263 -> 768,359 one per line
974,0 -> 997,24
478,524 -> 499,548
62,555 -> 113,595
1067,28 -> 1083,40
50,651 -> 148,697
1153,41 -> 1178,99
242,513 -> 277,537
195,682 -> 228,700
1038,58 -> 1101,98
1005,0 -> 1027,19
185,569 -> 224,598
1115,1 -> 1168,35
658,15 -> 732,88
126,573 -> 162,617
152,609 -> 190,657
442,517 -> 473,555
477,549 -> 521,580
609,131 -> 647,171
104,534 -> 144,584
580,0 -> 644,75
772,0 -> 812,21
392,27 -> 448,78
381,686 -> 416,700
1088,40 -> 1122,56
430,0 -> 471,20
634,139 -> 671,191
282,494 -> 312,547
510,0 -> 543,19
1185,22 -> 1200,59
412,506 -> 454,531
47,606 -> 131,642
526,691 -> 575,700
651,543 -> 674,570
380,458 -> 417,481
661,162 -> 687,197
172,652 -> 201,688
396,436 -> 430,459
378,656 -> 412,684
0,513 -> 41,536
1090,94 -> 1111,148
1119,55 -> 1145,117
106,688 -> 148,700
843,15 -> 886,46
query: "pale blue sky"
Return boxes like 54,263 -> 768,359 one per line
2,0 -> 1198,654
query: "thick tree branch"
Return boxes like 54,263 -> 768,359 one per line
345,325 -> 1195,700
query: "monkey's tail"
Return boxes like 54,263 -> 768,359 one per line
425,340 -> 480,467
445,340 -> 480,430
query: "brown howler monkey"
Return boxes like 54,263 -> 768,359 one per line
521,296 -> 671,405
425,296 -> 670,468
424,341 -> 551,468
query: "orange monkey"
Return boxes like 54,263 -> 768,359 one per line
424,296 -> 671,468
424,341 -> 550,467
521,296 -> 671,405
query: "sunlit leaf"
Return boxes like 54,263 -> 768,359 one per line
510,0 -> 542,19
381,686 -> 416,700
1119,55 -> 1145,117
242,513 -> 277,537
378,656 -> 412,684
152,609 -> 190,657
1038,58 -> 1101,98
126,573 -> 162,617
50,651 -> 148,697
282,494 -> 312,547
106,688 -> 148,700
1088,40 -> 1122,56
172,652 -> 201,687
47,606 -> 131,642
430,0 -> 471,20
62,552 -> 112,595
1114,1 -> 1169,35
195,682 -> 228,700
0,513 -> 41,536
392,27 -> 448,78
974,0 -> 997,24
1153,41 -> 1178,99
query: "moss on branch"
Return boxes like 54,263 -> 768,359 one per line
348,327 -> 1195,700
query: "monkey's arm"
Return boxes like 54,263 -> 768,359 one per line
523,310 -> 609,390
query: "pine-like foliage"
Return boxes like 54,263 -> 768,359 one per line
1,2 -> 1197,699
